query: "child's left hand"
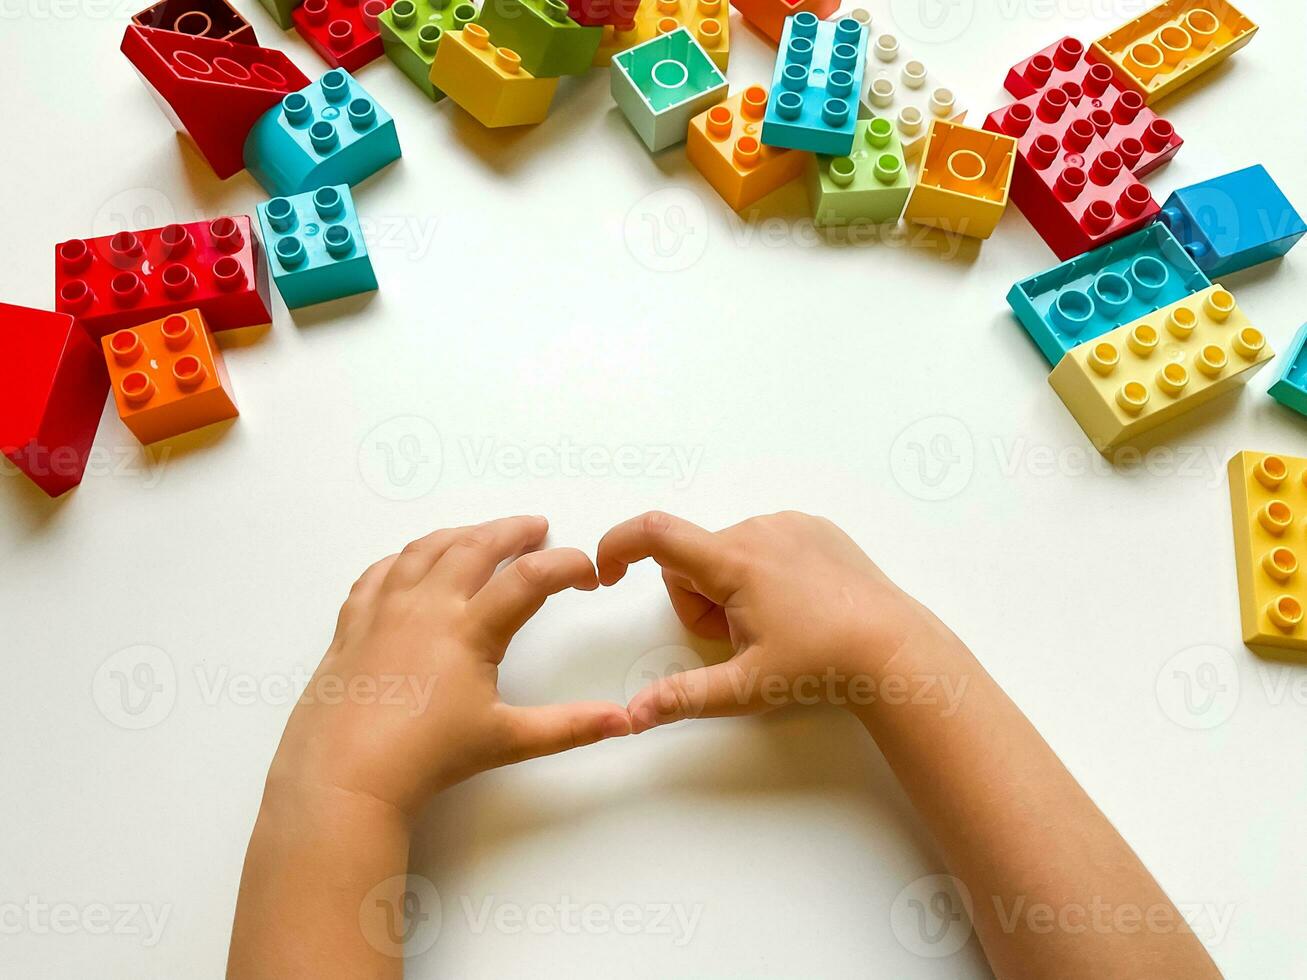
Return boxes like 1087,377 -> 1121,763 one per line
265,515 -> 632,817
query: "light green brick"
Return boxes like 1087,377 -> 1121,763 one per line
807,117 -> 911,226
379,0 -> 477,100
475,0 -> 601,77
256,0 -> 300,30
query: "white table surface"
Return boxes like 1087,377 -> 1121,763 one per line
3,0 -> 1304,976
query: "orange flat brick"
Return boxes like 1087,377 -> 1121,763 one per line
687,85 -> 806,210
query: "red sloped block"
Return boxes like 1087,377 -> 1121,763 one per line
132,0 -> 258,45
566,0 -> 640,28
984,89 -> 1160,261
55,216 -> 271,339
729,0 -> 836,44
292,0 -> 394,72
0,304 -> 109,497
1003,35 -> 1181,178
121,25 -> 309,179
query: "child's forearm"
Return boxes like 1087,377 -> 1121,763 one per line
854,611 -> 1221,980
226,784 -> 411,979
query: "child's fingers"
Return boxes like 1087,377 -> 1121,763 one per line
424,515 -> 549,597
662,569 -> 731,640
384,525 -> 475,590
626,656 -> 760,733
498,701 -> 632,764
470,548 -> 599,652
334,553 -> 399,636
595,512 -> 738,599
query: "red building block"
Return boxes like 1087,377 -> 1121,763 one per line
0,304 -> 109,497
292,0 -> 394,71
56,216 -> 271,340
121,25 -> 309,179
1002,35 -> 1181,178
102,310 -> 238,445
566,0 -> 640,28
984,89 -> 1160,261
729,0 -> 836,44
132,0 -> 257,45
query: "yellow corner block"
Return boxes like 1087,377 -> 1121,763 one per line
594,0 -> 728,71
1228,450 -> 1307,658
1091,0 -> 1258,105
902,120 -> 1015,240
686,86 -> 806,211
1049,284 -> 1272,458
430,24 -> 559,127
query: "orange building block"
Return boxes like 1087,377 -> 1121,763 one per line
102,309 -> 238,444
686,85 -> 806,210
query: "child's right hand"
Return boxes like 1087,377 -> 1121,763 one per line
596,511 -> 956,732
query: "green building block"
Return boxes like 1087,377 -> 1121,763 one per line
807,117 -> 911,226
255,0 -> 300,30
378,0 -> 477,100
475,0 -> 601,78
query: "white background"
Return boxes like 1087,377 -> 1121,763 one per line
2,0 -> 1304,976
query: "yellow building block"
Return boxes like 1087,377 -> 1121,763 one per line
1049,284 -> 1272,457
902,120 -> 1015,240
593,0 -> 728,71
1228,450 -> 1307,658
429,23 -> 559,127
1091,0 -> 1258,105
686,86 -> 806,211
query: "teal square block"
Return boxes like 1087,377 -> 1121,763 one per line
807,116 -> 910,226
378,0 -> 477,100
256,185 -> 377,309
476,0 -> 601,77
1269,323 -> 1307,418
611,27 -> 726,152
244,69 -> 401,196
762,11 -> 868,156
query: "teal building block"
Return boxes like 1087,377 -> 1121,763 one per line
1159,165 -> 1306,279
475,0 -> 601,77
256,185 -> 377,309
256,0 -> 300,30
611,27 -> 726,152
1269,323 -> 1307,417
1007,223 -> 1211,366
243,69 -> 401,196
761,11 -> 867,156
807,116 -> 909,226
378,0 -> 476,100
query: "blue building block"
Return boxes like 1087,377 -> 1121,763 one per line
256,185 -> 377,309
1159,165 -> 1306,278
761,11 -> 867,156
1269,323 -> 1307,418
243,70 -> 401,197
1007,223 -> 1211,366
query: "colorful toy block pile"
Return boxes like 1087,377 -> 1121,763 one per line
3,0 -> 1306,662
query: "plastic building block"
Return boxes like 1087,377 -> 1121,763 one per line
761,12 -> 867,156
102,310 -> 237,445
476,0 -> 602,76
55,216 -> 271,340
1001,35 -> 1181,178
1267,324 -> 1307,418
243,69 -> 401,194
0,305 -> 108,497
610,27 -> 726,151
593,0 -> 728,72
856,18 -> 965,161
293,0 -> 395,70
1007,223 -> 1211,366
430,24 -> 559,127
1227,451 -> 1307,657
120,26 -> 309,180
1048,284 -> 1271,457
256,186 -> 377,309
378,0 -> 476,100
566,0 -> 639,29
902,120 -> 1015,239
1159,165 -> 1306,278
806,115 -> 909,226
1091,0 -> 1257,105
256,0 -> 300,29
984,89 -> 1160,260
133,0 -> 256,44
729,0 -> 835,45
687,86 -> 805,211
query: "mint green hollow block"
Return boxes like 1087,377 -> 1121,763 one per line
475,0 -> 601,77
611,27 -> 726,152
378,0 -> 477,100
807,117 -> 910,226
